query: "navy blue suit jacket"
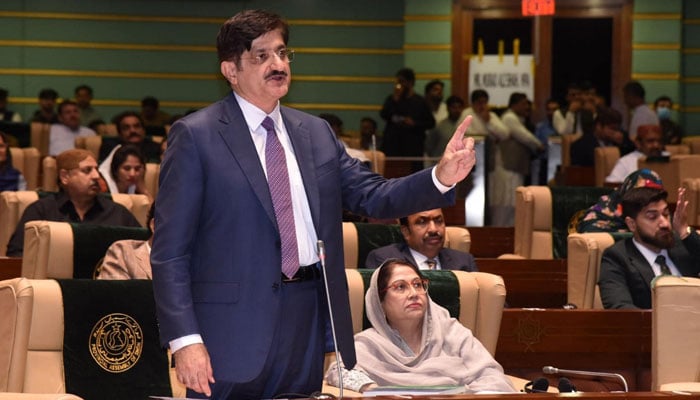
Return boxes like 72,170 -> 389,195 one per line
151,93 -> 455,383
364,243 -> 478,272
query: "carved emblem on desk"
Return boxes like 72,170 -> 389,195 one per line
515,314 -> 543,351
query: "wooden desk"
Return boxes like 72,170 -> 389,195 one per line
468,226 -> 514,258
497,309 -> 651,391
477,258 -> 567,308
0,257 -> 22,280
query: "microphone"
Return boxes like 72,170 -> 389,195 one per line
543,366 -> 628,392
523,377 -> 549,393
557,377 -> 577,393
318,240 -> 343,398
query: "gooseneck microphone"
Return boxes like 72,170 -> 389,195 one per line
318,240 -> 343,398
543,366 -> 628,392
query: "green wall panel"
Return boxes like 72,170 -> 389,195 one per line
685,1 -> 700,18
0,18 -> 24,39
683,25 -> 700,48
633,0 -> 682,13
681,83 -> 700,106
682,55 -> 700,76
291,53 -> 403,76
681,113 -> 700,135
404,51 -> 450,73
632,50 -> 680,73
291,26 -> 403,48
405,21 -> 451,44
636,80 -> 680,103
632,21 -> 681,43
285,81 -> 392,105
405,0 -> 451,15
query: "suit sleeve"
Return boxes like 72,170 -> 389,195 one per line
151,119 -> 205,345
98,241 -> 131,280
598,247 -> 638,309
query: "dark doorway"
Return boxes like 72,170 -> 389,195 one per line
551,18 -> 613,105
473,18 -> 533,55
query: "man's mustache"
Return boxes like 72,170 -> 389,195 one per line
265,70 -> 288,79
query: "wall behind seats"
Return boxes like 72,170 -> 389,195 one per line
0,0 -> 454,134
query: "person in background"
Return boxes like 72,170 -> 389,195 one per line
424,79 -> 447,124
380,67 -> 436,173
491,92 -> 544,226
108,145 -> 153,203
532,98 -> 560,185
0,89 -> 22,122
325,259 -> 515,393
552,83 -> 583,135
48,100 -> 96,156
576,168 -> 663,233
359,116 -> 378,150
606,124 -> 664,184
141,96 -> 171,128
319,113 -> 370,164
365,208 -> 477,272
654,95 -> 683,145
599,187 -> 700,309
30,88 -> 59,123
151,9 -> 476,399
425,95 -> 466,162
97,202 -> 155,280
623,81 -> 658,142
99,111 -> 161,163
0,131 -> 27,191
570,107 -> 633,167
6,149 -> 140,256
74,84 -> 102,126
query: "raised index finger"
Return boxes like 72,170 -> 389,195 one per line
451,115 -> 473,144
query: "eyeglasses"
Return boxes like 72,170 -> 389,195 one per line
245,48 -> 295,65
380,278 -> 429,295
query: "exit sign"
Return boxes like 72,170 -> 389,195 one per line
522,0 -> 555,16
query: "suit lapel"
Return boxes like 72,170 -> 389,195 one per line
217,94 -> 277,227
625,240 -> 656,291
281,107 -> 321,227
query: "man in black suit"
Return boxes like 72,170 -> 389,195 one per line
364,208 -> 477,271
599,187 -> 700,309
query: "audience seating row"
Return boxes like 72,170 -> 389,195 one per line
0,191 -> 151,257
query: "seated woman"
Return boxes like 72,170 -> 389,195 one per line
576,168 -> 663,233
325,259 -> 516,393
106,144 -> 153,202
0,131 -> 27,191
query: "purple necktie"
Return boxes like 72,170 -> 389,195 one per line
262,116 -> 299,279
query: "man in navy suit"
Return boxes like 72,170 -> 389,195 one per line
365,208 -> 477,271
599,187 -> 700,309
151,9 -> 477,399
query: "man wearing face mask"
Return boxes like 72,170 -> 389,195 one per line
654,96 -> 683,145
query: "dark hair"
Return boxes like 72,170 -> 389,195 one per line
396,68 -> 415,85
57,100 -> 78,114
623,81 -> 645,99
376,258 -> 424,302
113,111 -> 144,132
621,187 -> 668,220
74,85 -> 93,96
595,107 -> 622,127
579,109 -> 596,135
110,145 -> 146,183
445,95 -> 464,107
318,113 -> 343,129
470,89 -> 489,104
508,92 -> 528,108
216,9 -> 289,64
424,79 -> 444,95
654,95 -> 673,108
360,117 -> 377,129
38,88 -> 58,100
141,96 -> 159,108
0,88 -> 8,100
0,131 -> 13,172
